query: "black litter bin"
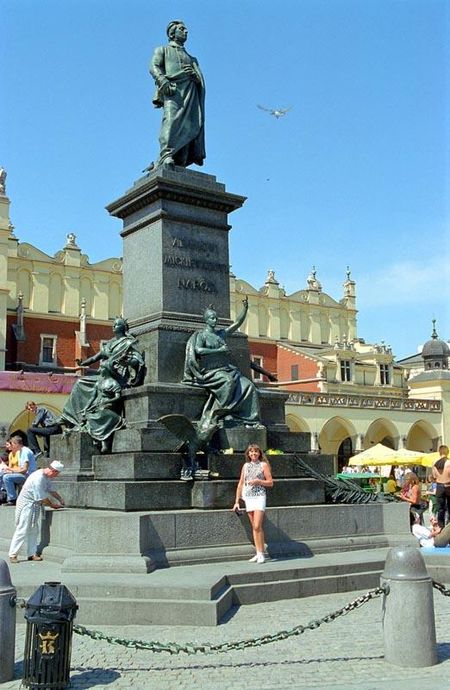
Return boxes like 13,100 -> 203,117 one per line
23,581 -> 78,690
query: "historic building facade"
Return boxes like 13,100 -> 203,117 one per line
230,271 -> 442,466
0,182 -> 445,466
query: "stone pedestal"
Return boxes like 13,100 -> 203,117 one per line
53,383 -> 320,511
55,168 -> 330,512
51,432 -> 97,480
106,167 -> 247,384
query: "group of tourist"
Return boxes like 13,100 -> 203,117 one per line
0,435 -> 37,505
0,405 -> 65,564
409,445 -> 450,549
0,400 -> 62,505
343,446 -> 450,550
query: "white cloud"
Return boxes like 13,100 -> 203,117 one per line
357,258 -> 450,308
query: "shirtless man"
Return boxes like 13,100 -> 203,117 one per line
431,445 -> 450,528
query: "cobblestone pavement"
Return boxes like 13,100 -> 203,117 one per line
3,588 -> 450,690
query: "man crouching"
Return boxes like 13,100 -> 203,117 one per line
9,460 -> 65,563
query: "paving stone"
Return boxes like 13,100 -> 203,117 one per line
3,588 -> 450,688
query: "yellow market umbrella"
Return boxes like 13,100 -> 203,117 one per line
420,452 -> 440,468
393,448 -> 426,464
349,443 -> 423,467
349,443 -> 400,466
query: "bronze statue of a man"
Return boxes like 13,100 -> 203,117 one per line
149,20 -> 206,169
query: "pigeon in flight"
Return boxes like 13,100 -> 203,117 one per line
257,104 -> 292,119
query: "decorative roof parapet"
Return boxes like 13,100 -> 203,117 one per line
287,391 -> 441,412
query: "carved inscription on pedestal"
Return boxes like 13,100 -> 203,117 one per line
163,234 -> 229,293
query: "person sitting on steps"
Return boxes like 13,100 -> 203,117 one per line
1,435 -> 37,505
25,400 -> 62,459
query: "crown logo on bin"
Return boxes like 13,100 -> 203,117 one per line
38,630 -> 59,654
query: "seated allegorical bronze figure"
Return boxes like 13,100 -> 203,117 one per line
159,299 -> 262,481
59,317 -> 145,452
183,298 -> 261,427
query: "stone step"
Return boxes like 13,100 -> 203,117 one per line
231,569 -> 382,606
207,452 -> 333,479
91,451 -> 331,481
191,477 -> 324,509
52,479 -> 193,510
4,547 -> 394,626
64,568 -> 383,626
54,477 -> 324,511
0,502 -> 416,570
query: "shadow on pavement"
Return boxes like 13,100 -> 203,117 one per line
69,668 -> 120,686
437,642 -> 450,662
71,654 -> 385,674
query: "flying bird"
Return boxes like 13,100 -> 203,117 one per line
257,104 -> 292,119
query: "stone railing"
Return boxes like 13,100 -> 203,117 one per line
287,392 -> 441,413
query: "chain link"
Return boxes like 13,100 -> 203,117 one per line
432,579 -> 450,597
73,585 -> 387,655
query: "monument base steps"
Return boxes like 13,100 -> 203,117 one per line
3,547 -> 430,627
1,501 -> 437,626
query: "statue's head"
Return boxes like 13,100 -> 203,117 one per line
203,305 -> 217,327
113,316 -> 129,335
167,20 -> 187,42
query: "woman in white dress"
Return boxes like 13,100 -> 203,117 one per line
232,444 -> 273,563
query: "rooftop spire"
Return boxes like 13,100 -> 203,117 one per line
431,318 -> 438,339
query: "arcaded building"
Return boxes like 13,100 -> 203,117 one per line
0,182 -> 444,466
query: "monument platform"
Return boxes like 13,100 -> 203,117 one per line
51,383 -> 313,511
1,501 -> 434,626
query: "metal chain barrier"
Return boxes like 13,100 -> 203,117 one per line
73,585 -> 387,655
432,580 -> 450,597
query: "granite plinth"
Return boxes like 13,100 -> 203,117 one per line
217,426 -> 267,451
107,168 -> 247,385
208,453 -> 334,479
56,473 -> 324,511
121,383 -> 288,432
53,479 -> 192,511
50,432 -> 97,478
93,453 -> 182,480
0,502 -> 416,574
122,383 -> 205,427
50,421 -> 333,510
191,478 -> 324,509
112,425 -> 180,453
266,430 -> 311,452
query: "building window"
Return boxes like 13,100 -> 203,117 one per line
291,364 -> 299,380
340,359 -> 351,382
40,335 -> 57,366
380,363 -> 390,384
252,356 -> 263,381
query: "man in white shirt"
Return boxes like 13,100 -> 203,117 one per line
9,460 -> 64,563
2,435 -> 37,505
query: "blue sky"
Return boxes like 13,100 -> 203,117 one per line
1,0 -> 448,359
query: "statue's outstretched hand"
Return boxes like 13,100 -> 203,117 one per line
242,296 -> 248,309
